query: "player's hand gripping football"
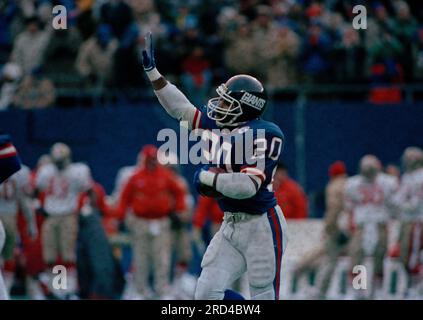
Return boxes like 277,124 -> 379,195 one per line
141,32 -> 156,72
193,165 -> 225,199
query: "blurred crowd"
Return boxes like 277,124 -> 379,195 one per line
1,0 -> 423,110
1,139 -> 423,299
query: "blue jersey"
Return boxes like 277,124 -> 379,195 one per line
192,108 -> 285,215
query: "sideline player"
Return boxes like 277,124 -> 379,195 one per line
140,33 -> 288,300
393,147 -> 423,295
344,155 -> 398,297
0,133 -> 23,299
35,142 -> 92,297
0,163 -> 37,295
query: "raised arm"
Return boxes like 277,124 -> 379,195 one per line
141,32 -> 198,128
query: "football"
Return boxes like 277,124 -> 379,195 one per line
198,167 -> 226,199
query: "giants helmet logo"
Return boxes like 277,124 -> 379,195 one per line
240,92 -> 266,110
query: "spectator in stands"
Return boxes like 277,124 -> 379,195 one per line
76,24 -> 117,88
251,5 -> 279,81
274,162 -> 308,219
131,0 -> 166,40
1,0 -> 423,107
414,26 -> 423,81
322,12 -> 344,46
10,16 -> 50,75
175,5 -> 198,33
332,27 -> 366,83
223,17 -> 257,77
35,1 -> 53,29
265,22 -> 300,90
368,28 -> 404,104
101,0 -> 144,90
365,3 -> 395,52
0,62 -> 22,110
181,45 -> 212,107
117,145 -> 187,299
300,20 -> 332,83
271,1 -> 300,33
391,1 -> 418,82
43,24 -> 82,78
13,67 -> 55,109
305,0 -> 324,20
0,1 -> 18,64
369,27 -> 404,68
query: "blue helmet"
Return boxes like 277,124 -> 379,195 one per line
207,74 -> 268,126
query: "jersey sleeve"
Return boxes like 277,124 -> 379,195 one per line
193,108 -> 217,131
117,176 -> 134,219
386,175 -> 399,197
344,179 -> 358,211
15,166 -> 32,195
35,164 -> 53,191
72,163 -> 93,192
112,166 -> 135,199
0,134 -> 21,184
154,82 -> 199,130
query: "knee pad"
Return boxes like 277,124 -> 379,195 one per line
194,267 -> 230,300
250,285 -> 275,300
248,260 -> 275,289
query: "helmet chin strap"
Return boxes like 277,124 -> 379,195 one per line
215,111 -> 247,127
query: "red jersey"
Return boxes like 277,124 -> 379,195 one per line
78,182 -> 118,235
192,196 -> 224,228
274,178 -> 308,219
78,182 -> 110,215
118,165 -> 186,220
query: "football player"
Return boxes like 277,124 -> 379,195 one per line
141,33 -> 288,300
35,142 -> 92,298
393,147 -> 423,294
344,155 -> 398,297
0,133 -> 22,300
0,163 -> 37,295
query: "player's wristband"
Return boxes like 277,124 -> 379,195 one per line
145,68 -> 162,82
199,170 -> 216,187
